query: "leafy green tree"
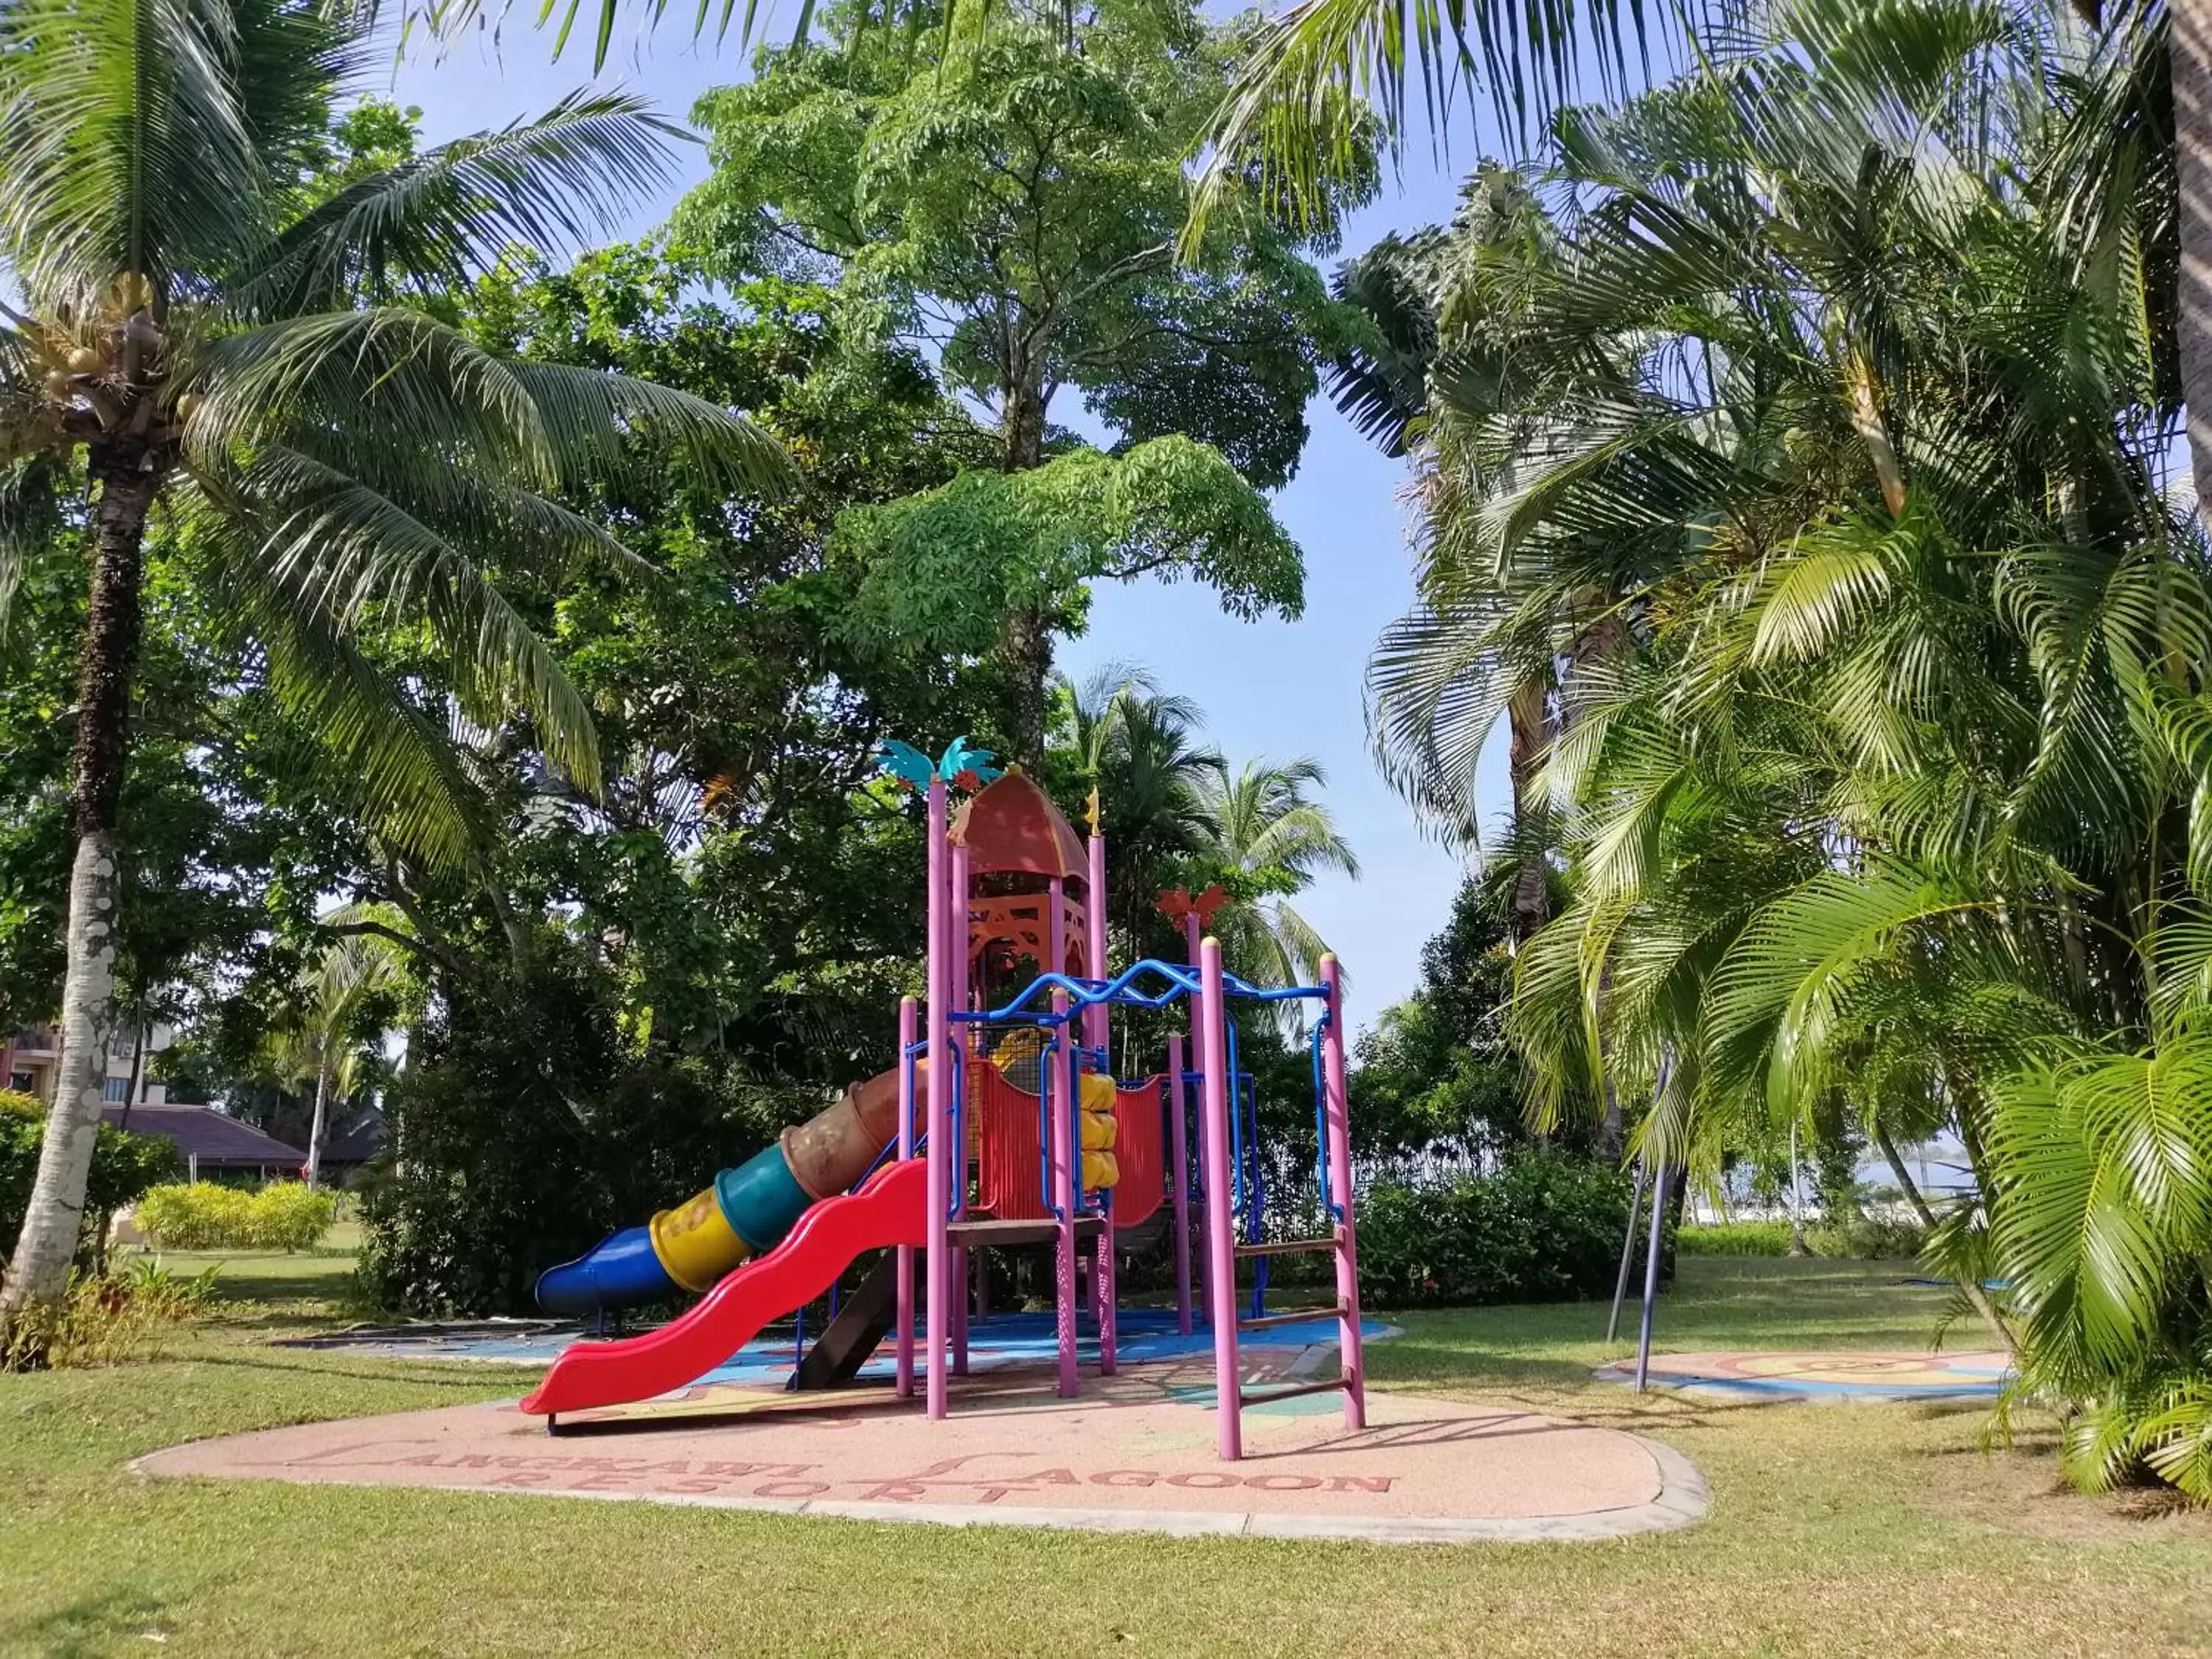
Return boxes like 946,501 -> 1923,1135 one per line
0,5 -> 779,1329
327,234 -> 1040,1310
679,0 -> 1368,760
414,244 -> 1009,1065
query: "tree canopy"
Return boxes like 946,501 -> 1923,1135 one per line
678,0 -> 1371,758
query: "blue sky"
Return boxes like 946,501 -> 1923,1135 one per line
386,23 -> 1509,1026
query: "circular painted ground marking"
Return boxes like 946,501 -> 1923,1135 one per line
136,1359 -> 1706,1545
1594,1349 -> 2011,1402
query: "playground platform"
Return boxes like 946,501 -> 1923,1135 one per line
139,1346 -> 1706,1545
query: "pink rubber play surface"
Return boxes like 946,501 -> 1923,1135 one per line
139,1353 -> 1706,1544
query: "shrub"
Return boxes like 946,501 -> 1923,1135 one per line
135,1182 -> 335,1251
1807,1214 -> 1927,1259
1680,1221 -> 1796,1256
0,1093 -> 182,1265
0,1262 -> 214,1369
247,1182 -> 340,1251
1674,1215 -> 1929,1259
1344,1146 -> 1638,1310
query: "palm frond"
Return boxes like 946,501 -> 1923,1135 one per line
193,307 -> 563,486
245,91 -> 690,313
198,447 -> 606,787
0,0 -> 275,299
195,527 -> 492,871
1191,0 -> 1668,244
507,359 -> 793,498
1987,1034 -> 2212,1373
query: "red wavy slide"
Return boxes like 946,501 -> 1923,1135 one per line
521,1158 -> 928,1419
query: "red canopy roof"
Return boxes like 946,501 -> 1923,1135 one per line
949,771 -> 1087,884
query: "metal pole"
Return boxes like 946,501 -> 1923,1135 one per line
1183,908 -> 1208,1329
925,776 -> 950,1420
1634,1161 -> 1669,1392
1318,956 -> 1365,1430
1790,1119 -> 1805,1251
953,841 -> 972,1014
1199,936 -> 1241,1460
950,841 -> 971,1379
1167,1032 -> 1192,1335
1049,875 -> 1067,981
1085,834 -> 1108,1051
1607,1155 -> 1649,1345
896,995 -> 917,1397
1051,991 -> 1079,1398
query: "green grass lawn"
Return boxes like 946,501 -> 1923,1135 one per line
3,1254 -> 2208,1658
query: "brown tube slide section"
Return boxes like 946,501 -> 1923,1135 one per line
779,1058 -> 923,1202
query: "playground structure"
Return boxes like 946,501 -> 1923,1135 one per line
521,743 -> 1367,1461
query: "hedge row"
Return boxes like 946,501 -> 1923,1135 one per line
1226,1146 -> 1641,1310
1348,1148 -> 1639,1307
1677,1217 -> 1929,1259
134,1181 -> 337,1251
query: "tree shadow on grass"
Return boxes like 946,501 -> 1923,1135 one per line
208,1270 -> 358,1304
181,1348 -> 536,1395
0,1588 -> 175,1659
1368,1340 -> 1599,1393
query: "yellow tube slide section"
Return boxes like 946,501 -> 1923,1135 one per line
1079,1071 -> 1119,1192
649,1186 -> 752,1295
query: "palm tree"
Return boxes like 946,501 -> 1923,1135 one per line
276,928 -> 412,1189
1406,3 -> 2211,1482
1057,669 -> 1357,998
1335,167 -> 1662,949
1194,0 -> 2212,538
0,0 -> 785,1328
1060,665 -> 1222,949
1194,755 -> 1360,1002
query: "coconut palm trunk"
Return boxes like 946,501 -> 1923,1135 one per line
2177,0 -> 2212,525
304,1065 -> 330,1189
1,451 -> 163,1317
1506,678 -> 1554,945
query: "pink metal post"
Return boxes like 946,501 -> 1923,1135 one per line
950,841 -> 971,1377
1048,874 -> 1067,980
1166,1032 -> 1192,1335
1182,908 -> 1209,1326
1085,832 -> 1118,1374
1084,835 -> 1108,1050
1051,988 -> 1079,1397
954,842 -> 973,1010
895,995 -> 917,1397
1320,954 -> 1366,1429
1198,937 -> 1241,1459
925,776 -> 950,1420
